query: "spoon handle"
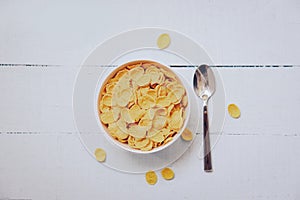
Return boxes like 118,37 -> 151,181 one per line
203,105 -> 213,172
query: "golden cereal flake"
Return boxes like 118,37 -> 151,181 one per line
146,89 -> 157,100
145,170 -> 158,185
102,94 -> 113,106
134,138 -> 150,149
158,85 -> 168,96
172,88 -> 185,100
99,102 -> 110,113
167,104 -> 174,116
112,107 -> 121,121
181,95 -> 188,107
140,141 -> 153,151
94,148 -> 106,162
138,118 -> 152,130
116,119 -> 128,134
121,108 -> 135,123
126,63 -> 141,69
150,130 -> 165,143
115,88 -> 133,107
142,108 -> 156,120
147,128 -> 159,138
152,115 -> 167,130
116,75 -> 131,90
181,128 -> 193,141
145,65 -> 159,73
157,33 -> 171,49
163,137 -> 173,145
128,135 -> 136,148
100,110 -> 115,124
167,92 -> 179,104
138,95 -> 156,110
160,68 -> 176,80
160,128 -> 169,137
105,82 -> 116,94
136,74 -> 151,87
156,96 -> 171,107
128,105 -> 144,122
168,110 -> 183,130
139,86 -> 149,96
129,66 -> 144,81
114,128 -> 129,140
115,69 -> 129,79
161,167 -> 174,180
150,72 -> 165,85
228,103 -> 241,118
127,124 -> 147,139
167,90 -> 183,104
155,107 -> 168,116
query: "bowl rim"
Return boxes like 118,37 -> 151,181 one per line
95,60 -> 191,154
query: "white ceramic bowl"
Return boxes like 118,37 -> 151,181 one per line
96,60 -> 190,154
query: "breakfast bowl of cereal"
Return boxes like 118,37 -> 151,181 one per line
96,60 -> 190,154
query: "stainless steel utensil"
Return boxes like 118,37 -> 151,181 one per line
193,64 -> 216,172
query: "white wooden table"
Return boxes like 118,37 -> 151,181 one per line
1,1 -> 300,199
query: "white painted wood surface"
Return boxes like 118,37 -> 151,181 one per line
1,0 -> 300,199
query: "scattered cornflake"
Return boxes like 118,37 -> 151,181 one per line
94,148 -> 106,162
161,167 -> 174,180
145,170 -> 158,185
181,128 -> 193,141
228,103 -> 241,118
157,33 -> 171,49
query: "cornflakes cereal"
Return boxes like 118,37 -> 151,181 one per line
136,74 -> 151,86
152,115 -> 167,130
161,167 -> 174,180
114,128 -> 128,140
150,130 -> 165,143
102,94 -> 113,106
168,110 -> 183,130
161,68 -> 176,80
127,124 -> 147,138
145,170 -> 158,185
121,108 -> 135,123
134,138 -> 150,149
99,102 -> 110,113
138,95 -> 156,109
115,69 -> 129,79
128,105 -> 144,122
94,148 -> 106,162
228,103 -> 241,118
100,110 -> 115,124
141,141 -> 153,151
139,118 -> 152,130
164,137 -> 173,144
150,72 -> 165,85
147,128 -> 159,138
156,96 -> 171,107
98,61 -> 188,152
146,90 -> 157,100
105,82 -> 116,94
129,66 -> 144,81
182,95 -> 188,107
181,128 -> 193,141
157,33 -> 171,49
128,135 -> 136,148
115,88 -> 132,107
155,108 -> 167,116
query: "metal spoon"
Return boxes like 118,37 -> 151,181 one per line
193,64 -> 216,172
